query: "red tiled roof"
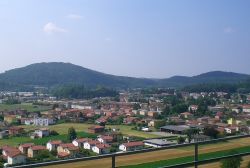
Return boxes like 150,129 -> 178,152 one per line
122,141 -> 144,148
60,143 -> 79,151
7,150 -> 23,158
87,140 -> 100,145
100,135 -> 113,141
88,125 -> 105,129
74,138 -> 89,143
181,112 -> 192,115
19,143 -> 34,148
49,140 -> 62,145
30,145 -> 46,151
95,143 -> 110,149
9,126 -> 24,131
57,152 -> 70,158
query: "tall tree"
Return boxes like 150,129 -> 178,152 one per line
67,127 -> 77,141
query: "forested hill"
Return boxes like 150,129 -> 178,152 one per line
0,62 -> 249,90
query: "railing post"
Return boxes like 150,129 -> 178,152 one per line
112,154 -> 116,168
194,143 -> 198,168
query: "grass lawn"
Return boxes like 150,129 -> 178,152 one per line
0,123 -> 159,147
23,123 -> 160,139
0,103 -> 52,112
0,131 -> 96,147
119,146 -> 250,168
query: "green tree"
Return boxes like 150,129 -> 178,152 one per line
35,150 -> 53,161
177,136 -> 185,144
220,150 -> 242,168
154,120 -> 166,129
133,103 -> 141,110
204,126 -> 219,139
171,103 -> 188,114
185,128 -> 199,143
67,127 -> 77,141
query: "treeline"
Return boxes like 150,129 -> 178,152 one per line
182,80 -> 250,93
0,82 -> 34,92
51,84 -> 118,99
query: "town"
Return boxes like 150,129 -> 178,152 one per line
0,88 -> 249,167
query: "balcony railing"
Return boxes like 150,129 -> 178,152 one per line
10,134 -> 250,168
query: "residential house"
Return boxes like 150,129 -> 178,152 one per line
92,144 -> 111,154
33,128 -> 50,138
72,138 -> 89,148
33,118 -> 54,126
227,118 -> 242,125
46,140 -> 62,151
119,141 -> 144,152
7,151 -> 26,165
88,125 -> 105,134
225,126 -> 238,134
97,135 -> 114,144
18,143 -> 34,154
4,115 -> 18,124
123,117 -> 138,125
2,146 -> 20,159
147,111 -> 158,118
84,140 -> 100,150
27,145 -> 47,158
24,118 -> 34,125
242,105 -> 250,113
8,127 -> 24,136
189,105 -> 198,112
180,112 -> 193,119
139,110 -> 148,116
57,143 -> 79,158
95,117 -> 108,125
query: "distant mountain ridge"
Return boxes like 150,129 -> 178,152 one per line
0,62 -> 249,90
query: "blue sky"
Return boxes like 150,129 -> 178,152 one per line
0,0 -> 249,78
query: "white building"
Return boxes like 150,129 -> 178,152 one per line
71,104 -> 92,110
34,129 -> 50,138
83,140 -> 100,150
33,118 -> 54,126
46,140 -> 62,151
92,144 -> 110,154
72,138 -> 89,148
144,139 -> 175,148
119,141 -> 144,152
24,119 -> 34,125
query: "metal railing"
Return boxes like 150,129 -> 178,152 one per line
10,134 -> 250,168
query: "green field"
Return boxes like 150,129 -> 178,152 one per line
0,123 -> 159,147
0,103 -> 52,112
0,131 -> 96,147
119,146 -> 250,168
23,123 -> 160,138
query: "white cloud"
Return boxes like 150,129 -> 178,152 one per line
224,27 -> 235,34
43,22 -> 67,34
66,14 -> 83,20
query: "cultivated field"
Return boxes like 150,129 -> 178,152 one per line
0,103 -> 51,112
41,137 -> 250,168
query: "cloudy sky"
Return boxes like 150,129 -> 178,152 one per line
0,0 -> 249,78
